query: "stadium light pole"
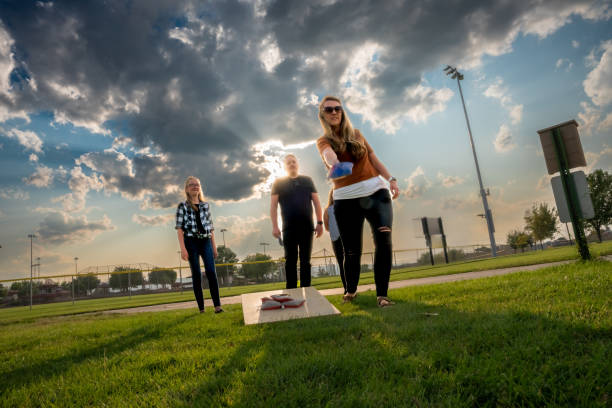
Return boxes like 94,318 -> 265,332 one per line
220,228 -> 228,248
444,65 -> 497,257
27,234 -> 35,310
260,242 -> 270,255
36,257 -> 41,279
73,257 -> 78,305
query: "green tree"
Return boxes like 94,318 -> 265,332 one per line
0,283 -> 7,299
524,202 -> 558,250
586,169 -> 612,243
241,253 -> 273,282
9,281 -> 42,302
74,274 -> 101,296
506,230 -> 531,253
109,266 -> 144,292
149,268 -> 177,289
216,246 -> 238,286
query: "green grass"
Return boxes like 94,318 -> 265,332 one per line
1,241 -> 611,324
0,260 -> 610,407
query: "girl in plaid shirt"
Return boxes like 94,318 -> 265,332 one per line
175,176 -> 223,313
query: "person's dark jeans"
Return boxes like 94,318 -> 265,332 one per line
184,236 -> 221,310
332,238 -> 346,293
282,227 -> 314,288
334,188 -> 393,296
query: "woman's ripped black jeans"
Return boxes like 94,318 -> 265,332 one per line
333,188 -> 393,296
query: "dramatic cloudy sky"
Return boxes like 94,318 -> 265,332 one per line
1,0 -> 611,280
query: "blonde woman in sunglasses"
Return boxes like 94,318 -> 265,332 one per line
316,96 -> 399,307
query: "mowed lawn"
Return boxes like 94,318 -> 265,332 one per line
1,241 -> 611,324
0,260 -> 610,407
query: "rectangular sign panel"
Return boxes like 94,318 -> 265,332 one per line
550,171 -> 595,222
537,120 -> 586,175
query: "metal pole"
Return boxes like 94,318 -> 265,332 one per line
551,128 -> 590,260
421,218 -> 434,265
220,228 -> 227,248
73,257 -> 78,305
455,76 -> 497,257
439,218 -> 449,264
565,223 -> 573,245
28,234 -> 34,310
178,250 -> 183,293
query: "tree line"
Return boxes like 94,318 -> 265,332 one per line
507,169 -> 611,252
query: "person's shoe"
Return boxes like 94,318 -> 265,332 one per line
342,292 -> 357,303
214,308 -> 224,314
199,309 -> 205,313
377,296 -> 394,308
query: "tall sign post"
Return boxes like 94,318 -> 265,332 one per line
417,217 -> 450,265
537,120 -> 591,260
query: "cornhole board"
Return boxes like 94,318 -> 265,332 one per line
241,286 -> 340,325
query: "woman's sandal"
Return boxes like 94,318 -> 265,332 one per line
377,296 -> 395,308
342,292 -> 357,303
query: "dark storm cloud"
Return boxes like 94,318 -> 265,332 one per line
0,0 -> 608,202
37,210 -> 115,245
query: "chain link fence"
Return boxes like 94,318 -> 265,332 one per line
0,242 -> 533,308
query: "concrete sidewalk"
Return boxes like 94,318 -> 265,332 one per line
104,260 -> 576,315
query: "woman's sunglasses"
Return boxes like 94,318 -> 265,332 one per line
322,106 -> 343,114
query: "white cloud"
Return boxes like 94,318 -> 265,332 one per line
493,124 -> 516,153
555,58 -> 574,71
36,211 -> 115,245
599,111 -> 612,131
508,104 -> 523,125
3,128 -> 43,153
259,34 -> 283,73
536,175 -> 551,191
577,101 -> 601,135
0,187 -> 29,200
483,78 -> 523,125
0,21 -> 16,97
132,213 -> 174,227
437,172 -> 464,188
404,166 -> 431,199
572,40 -> 580,48
23,165 -> 54,187
583,40 -> 612,107
52,166 -> 103,212
340,42 -> 453,133
28,153 -> 38,162
584,145 -> 612,173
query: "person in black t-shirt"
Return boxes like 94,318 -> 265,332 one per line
270,154 -> 323,288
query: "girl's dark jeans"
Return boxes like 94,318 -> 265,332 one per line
333,188 -> 393,296
184,236 -> 221,310
332,238 -> 346,293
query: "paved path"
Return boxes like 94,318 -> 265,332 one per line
105,260 -> 575,315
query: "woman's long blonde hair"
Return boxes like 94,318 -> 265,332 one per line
318,95 -> 366,161
184,176 -> 205,211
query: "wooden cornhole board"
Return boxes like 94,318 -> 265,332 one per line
241,287 -> 340,325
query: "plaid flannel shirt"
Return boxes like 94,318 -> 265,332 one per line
175,201 -> 214,238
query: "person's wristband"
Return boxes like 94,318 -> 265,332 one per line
317,221 -> 323,225
388,176 -> 397,183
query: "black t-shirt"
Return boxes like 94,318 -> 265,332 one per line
271,175 -> 317,231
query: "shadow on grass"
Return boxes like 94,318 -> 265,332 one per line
180,292 -> 610,407
0,313 -> 197,391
